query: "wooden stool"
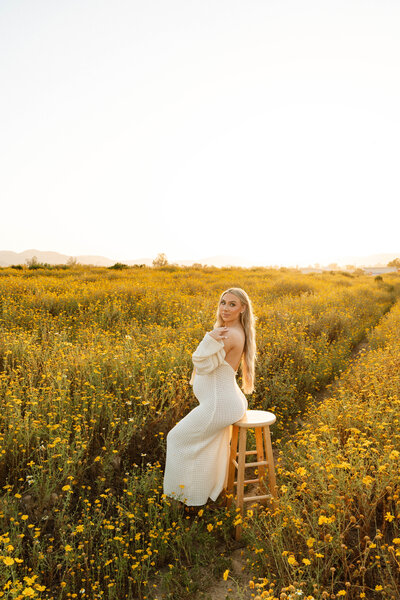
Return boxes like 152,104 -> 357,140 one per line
226,410 -> 277,539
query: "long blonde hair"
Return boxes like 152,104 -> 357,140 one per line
214,288 -> 256,394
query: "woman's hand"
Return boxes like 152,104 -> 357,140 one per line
208,327 -> 229,343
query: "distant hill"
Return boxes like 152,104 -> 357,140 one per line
0,249 -> 259,268
1,249 -> 399,269
0,249 -> 115,267
336,252 -> 400,267
172,255 -> 257,268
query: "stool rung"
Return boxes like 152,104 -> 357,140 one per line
243,494 -> 272,503
231,459 -> 268,469
243,460 -> 268,468
236,450 -> 258,456
233,478 -> 261,486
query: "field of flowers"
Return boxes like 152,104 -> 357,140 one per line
0,265 -> 399,599
244,295 -> 400,599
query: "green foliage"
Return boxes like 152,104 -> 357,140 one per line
244,300 -> 400,599
0,267 -> 400,598
109,262 -> 129,270
387,258 -> 400,268
153,253 -> 168,267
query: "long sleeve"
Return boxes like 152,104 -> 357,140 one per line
191,332 -> 226,375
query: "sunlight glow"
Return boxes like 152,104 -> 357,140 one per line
1,0 -> 399,266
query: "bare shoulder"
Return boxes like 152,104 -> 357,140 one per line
226,327 -> 245,350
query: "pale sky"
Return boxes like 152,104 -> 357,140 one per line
1,0 -> 399,266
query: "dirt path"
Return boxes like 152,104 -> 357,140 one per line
314,337 -> 369,405
198,547 -> 252,600
202,337 -> 370,600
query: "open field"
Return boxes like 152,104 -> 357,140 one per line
244,295 -> 400,600
0,266 -> 399,599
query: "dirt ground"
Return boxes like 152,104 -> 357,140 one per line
199,547 -> 252,600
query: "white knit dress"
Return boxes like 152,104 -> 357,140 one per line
163,332 -> 248,505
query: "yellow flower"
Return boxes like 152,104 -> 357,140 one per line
3,556 -> 15,566
64,544 -> 73,552
287,555 -> 297,566
21,515 -> 29,521
62,485 -> 71,491
22,588 -> 36,597
318,515 -> 328,525
375,585 -> 383,591
306,537 -> 315,547
302,558 -> 311,565
337,591 -> 346,596
207,523 -> 214,532
198,509 -> 204,517
223,569 -> 229,581
384,512 -> 395,522
362,475 -> 374,487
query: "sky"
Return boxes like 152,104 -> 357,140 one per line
1,0 -> 399,266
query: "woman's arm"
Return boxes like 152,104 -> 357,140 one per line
191,331 -> 227,375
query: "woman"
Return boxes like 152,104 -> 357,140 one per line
163,288 -> 256,506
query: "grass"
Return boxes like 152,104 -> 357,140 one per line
243,298 -> 400,600
0,265 -> 399,599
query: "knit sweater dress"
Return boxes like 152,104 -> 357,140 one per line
163,332 -> 248,505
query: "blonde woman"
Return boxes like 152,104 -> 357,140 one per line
163,288 -> 256,506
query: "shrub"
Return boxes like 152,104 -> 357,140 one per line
109,262 -> 129,270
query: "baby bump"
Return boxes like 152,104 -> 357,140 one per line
193,367 -> 247,427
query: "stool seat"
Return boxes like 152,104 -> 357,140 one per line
226,409 -> 277,539
234,409 -> 276,428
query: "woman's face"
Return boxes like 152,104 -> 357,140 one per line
219,292 -> 245,325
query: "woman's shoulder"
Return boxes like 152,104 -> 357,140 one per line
227,326 -> 245,348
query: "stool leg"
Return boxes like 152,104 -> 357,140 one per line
226,425 -> 239,507
255,426 -> 267,494
263,426 -> 278,502
235,427 -> 247,540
